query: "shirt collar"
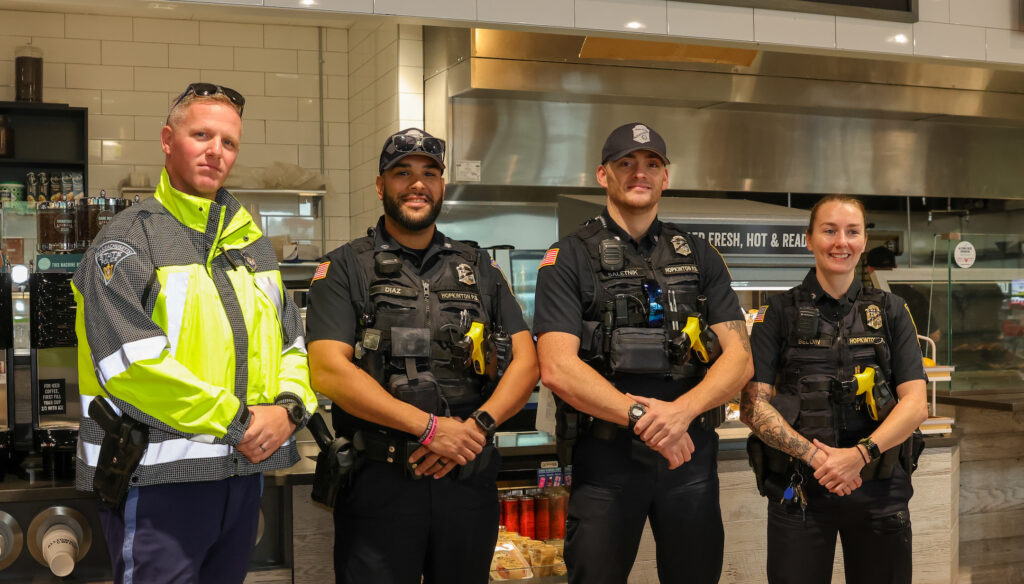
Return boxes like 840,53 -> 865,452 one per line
153,167 -> 250,237
801,267 -> 862,305
600,208 -> 661,253
372,215 -> 448,256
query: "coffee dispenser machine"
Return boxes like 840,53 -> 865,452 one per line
27,268 -> 78,481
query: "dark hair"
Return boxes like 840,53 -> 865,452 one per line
807,195 -> 866,235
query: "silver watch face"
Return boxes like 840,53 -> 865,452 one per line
629,403 -> 646,421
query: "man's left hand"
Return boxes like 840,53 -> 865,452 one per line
238,405 -> 297,464
627,393 -> 695,451
811,439 -> 866,496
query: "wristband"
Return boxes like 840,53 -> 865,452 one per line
856,444 -> 870,465
419,414 -> 438,445
808,446 -> 819,465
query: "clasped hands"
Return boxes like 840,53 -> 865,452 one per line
408,416 -> 488,479
626,394 -> 695,470
808,438 -> 865,496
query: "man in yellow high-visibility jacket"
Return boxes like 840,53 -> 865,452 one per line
73,83 -> 317,584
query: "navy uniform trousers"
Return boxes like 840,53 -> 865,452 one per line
767,465 -> 913,584
333,450 -> 501,584
99,474 -> 263,584
565,427 -> 724,584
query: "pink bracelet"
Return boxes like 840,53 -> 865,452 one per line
420,414 -> 438,445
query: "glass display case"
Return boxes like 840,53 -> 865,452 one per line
872,233 -> 1024,394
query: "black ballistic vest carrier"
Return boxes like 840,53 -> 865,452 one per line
573,217 -> 708,390
350,228 -> 496,418
771,285 -> 894,448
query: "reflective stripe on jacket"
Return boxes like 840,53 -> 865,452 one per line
73,168 -> 316,490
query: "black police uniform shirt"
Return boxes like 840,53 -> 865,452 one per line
533,209 -> 744,400
304,219 -> 528,378
750,268 -> 927,388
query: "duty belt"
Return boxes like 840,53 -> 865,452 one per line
352,429 -> 494,480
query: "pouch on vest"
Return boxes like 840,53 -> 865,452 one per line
609,327 -> 669,374
388,371 -> 443,414
578,320 -> 604,363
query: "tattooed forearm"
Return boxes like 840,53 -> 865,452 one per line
722,319 -> 751,354
740,381 -> 811,461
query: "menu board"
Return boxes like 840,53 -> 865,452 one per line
682,0 -> 916,22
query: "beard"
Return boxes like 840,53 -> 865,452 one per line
382,187 -> 443,231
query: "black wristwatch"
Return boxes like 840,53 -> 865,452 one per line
276,398 -> 306,427
627,402 -> 647,430
858,437 -> 881,462
471,409 -> 497,439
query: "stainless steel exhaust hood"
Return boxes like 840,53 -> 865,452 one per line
425,28 -> 1024,199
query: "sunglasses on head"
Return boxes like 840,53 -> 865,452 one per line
170,83 -> 246,117
387,133 -> 446,160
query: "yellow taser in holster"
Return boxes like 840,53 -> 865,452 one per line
466,321 -> 487,375
681,315 -> 710,363
854,367 -> 880,421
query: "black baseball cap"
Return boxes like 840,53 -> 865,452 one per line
601,122 -> 670,165
379,128 -> 446,174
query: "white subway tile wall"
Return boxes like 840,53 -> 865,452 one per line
0,9 -> 350,255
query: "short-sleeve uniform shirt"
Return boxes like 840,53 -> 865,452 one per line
750,268 -> 927,388
533,209 -> 744,399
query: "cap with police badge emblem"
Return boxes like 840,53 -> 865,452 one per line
379,128 -> 446,175
601,122 -> 670,165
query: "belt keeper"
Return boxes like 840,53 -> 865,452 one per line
419,414 -> 438,445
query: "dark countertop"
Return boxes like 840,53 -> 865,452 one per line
936,390 -> 1024,412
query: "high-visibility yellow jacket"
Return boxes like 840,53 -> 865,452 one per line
73,168 -> 316,490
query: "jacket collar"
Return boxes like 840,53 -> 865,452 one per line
154,168 -> 260,242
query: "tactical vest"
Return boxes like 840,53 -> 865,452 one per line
350,229 -> 495,417
573,216 -> 708,385
770,285 -> 894,448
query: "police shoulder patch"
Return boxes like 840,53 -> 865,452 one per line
95,240 -> 137,285
753,305 -> 769,323
539,248 -> 558,269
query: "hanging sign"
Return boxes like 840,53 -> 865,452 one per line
676,223 -> 812,255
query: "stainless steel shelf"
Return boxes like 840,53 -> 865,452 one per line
119,187 -> 326,198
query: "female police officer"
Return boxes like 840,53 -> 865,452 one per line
740,194 -> 929,584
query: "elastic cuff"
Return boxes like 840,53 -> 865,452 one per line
223,401 -> 251,446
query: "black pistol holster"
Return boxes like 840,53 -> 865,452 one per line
309,413 -> 355,509
89,396 -> 148,509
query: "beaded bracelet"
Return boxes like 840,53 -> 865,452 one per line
419,414 -> 438,445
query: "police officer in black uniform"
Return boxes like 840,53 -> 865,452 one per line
305,128 -> 539,584
535,122 -> 754,584
741,194 -> 929,584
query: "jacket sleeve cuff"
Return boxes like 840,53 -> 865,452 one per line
222,401 -> 251,446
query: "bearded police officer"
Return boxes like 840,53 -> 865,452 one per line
535,122 -> 753,584
306,128 -> 539,584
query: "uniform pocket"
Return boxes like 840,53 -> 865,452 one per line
609,327 -> 669,373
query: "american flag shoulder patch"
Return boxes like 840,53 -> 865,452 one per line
539,248 -> 559,269
753,305 -> 769,323
311,261 -> 330,283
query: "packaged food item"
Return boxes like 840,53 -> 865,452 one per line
32,172 -> 46,202
71,172 -> 84,199
61,171 -> 73,200
519,494 -> 535,539
490,541 -> 533,581
527,543 -> 557,577
502,493 -> 519,534
535,494 -> 550,540
49,173 -> 62,201
0,181 -> 24,203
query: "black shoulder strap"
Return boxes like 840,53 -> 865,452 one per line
348,236 -> 376,319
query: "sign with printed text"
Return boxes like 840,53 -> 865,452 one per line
676,224 -> 812,255
39,378 -> 67,415
681,0 -> 916,23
